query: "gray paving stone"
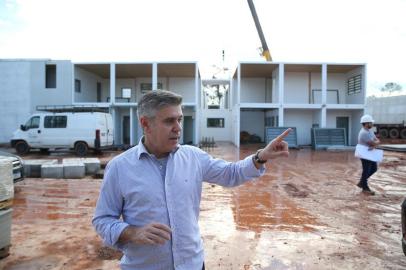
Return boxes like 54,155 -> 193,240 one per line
23,159 -> 58,178
41,164 -> 64,179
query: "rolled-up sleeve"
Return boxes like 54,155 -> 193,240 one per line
92,160 -> 129,249
195,148 -> 265,187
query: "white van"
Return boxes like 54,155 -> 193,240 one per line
10,112 -> 114,156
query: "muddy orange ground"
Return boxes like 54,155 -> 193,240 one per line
1,144 -> 406,269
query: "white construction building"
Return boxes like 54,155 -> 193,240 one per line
0,59 -> 366,148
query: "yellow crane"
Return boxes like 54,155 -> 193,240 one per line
247,0 -> 272,61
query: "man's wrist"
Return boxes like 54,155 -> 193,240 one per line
253,149 -> 267,164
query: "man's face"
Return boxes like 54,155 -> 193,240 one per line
364,122 -> 373,129
142,105 -> 183,153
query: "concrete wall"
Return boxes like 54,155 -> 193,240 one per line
0,61 -> 32,143
265,78 -> 273,103
75,67 -> 109,102
166,77 -> 196,104
284,109 -> 316,145
240,110 -> 265,141
0,60 -> 73,143
326,73 -> 346,104
240,78 -> 266,103
284,72 -> 322,104
30,60 -> 73,111
200,109 -> 232,141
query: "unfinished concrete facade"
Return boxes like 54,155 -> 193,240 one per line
0,60 -> 201,146
1,59 -> 366,148
229,62 -> 366,147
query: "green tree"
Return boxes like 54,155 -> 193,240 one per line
380,82 -> 402,95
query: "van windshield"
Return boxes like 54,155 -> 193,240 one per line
25,116 -> 40,129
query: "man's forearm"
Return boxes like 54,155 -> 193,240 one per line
368,140 -> 379,147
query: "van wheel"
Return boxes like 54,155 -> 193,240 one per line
15,141 -> 29,155
75,142 -> 88,156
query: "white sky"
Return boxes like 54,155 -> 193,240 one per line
1,0 -> 405,96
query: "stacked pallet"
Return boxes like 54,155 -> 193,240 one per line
0,159 -> 13,259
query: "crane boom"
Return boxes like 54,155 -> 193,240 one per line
247,0 -> 272,61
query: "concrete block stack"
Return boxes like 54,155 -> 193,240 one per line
23,158 -> 101,179
0,159 -> 13,258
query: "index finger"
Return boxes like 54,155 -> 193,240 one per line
151,223 -> 172,234
275,128 -> 292,143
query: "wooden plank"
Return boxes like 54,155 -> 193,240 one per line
0,199 -> 13,210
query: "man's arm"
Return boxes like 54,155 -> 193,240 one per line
92,161 -> 130,249
198,129 -> 291,186
367,133 -> 380,149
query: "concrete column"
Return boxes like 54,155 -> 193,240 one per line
71,63 -> 75,104
110,63 -> 116,104
236,63 -> 241,147
321,107 -> 327,128
278,63 -> 284,105
236,106 -> 240,148
194,63 -> 199,145
152,63 -> 158,90
278,63 -> 285,127
321,64 -> 327,105
130,107 -> 134,145
278,106 -> 284,127
110,107 -> 116,144
237,63 -> 241,104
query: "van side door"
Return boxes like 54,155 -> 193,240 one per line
42,115 -> 68,147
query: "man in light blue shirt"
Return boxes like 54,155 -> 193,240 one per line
92,90 -> 291,270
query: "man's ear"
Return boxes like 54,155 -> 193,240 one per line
140,116 -> 150,133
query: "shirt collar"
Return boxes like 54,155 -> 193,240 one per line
137,136 -> 180,160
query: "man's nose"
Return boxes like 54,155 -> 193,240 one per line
174,121 -> 182,132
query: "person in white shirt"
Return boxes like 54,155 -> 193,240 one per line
357,114 -> 380,195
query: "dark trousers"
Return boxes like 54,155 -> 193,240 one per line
360,158 -> 377,188
202,263 -> 205,270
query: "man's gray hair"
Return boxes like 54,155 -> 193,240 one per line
137,90 -> 182,119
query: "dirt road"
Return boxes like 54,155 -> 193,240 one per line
1,144 -> 405,269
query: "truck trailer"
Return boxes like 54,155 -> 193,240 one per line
366,95 -> 406,139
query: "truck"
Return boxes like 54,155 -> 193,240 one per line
366,95 -> 406,139
10,112 -> 114,156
